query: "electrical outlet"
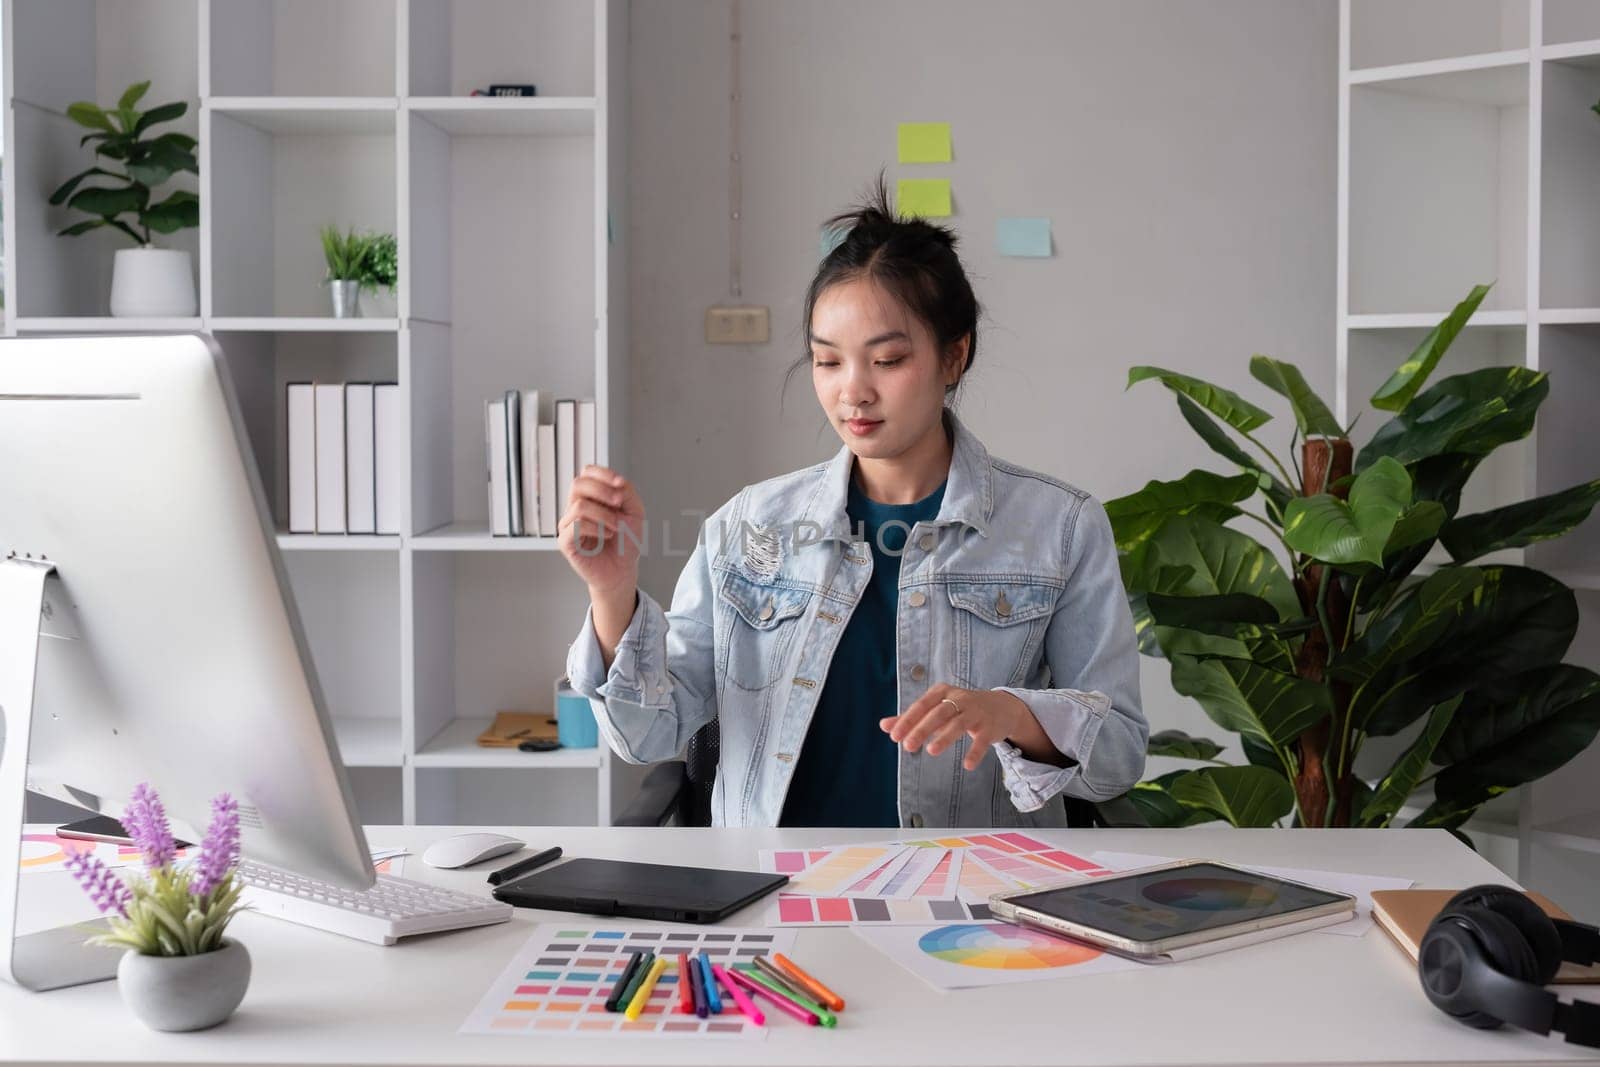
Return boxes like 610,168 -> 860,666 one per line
705,305 -> 770,345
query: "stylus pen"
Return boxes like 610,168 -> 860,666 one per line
486,846 -> 563,885
711,963 -> 764,1026
625,956 -> 670,1023
737,966 -> 836,1028
697,953 -> 723,1014
772,952 -> 845,1011
690,954 -> 709,1019
723,966 -> 819,1026
676,954 -> 695,1014
605,951 -> 645,1012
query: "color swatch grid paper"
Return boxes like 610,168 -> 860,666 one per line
1087,851 -> 1414,937
461,926 -> 797,1039
762,832 -> 1111,927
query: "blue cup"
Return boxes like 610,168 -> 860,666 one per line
555,683 -> 598,748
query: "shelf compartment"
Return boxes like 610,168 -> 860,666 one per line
1546,0 -> 1600,47
11,317 -> 204,333
282,551 -> 402,729
209,0 -> 398,97
407,0 -> 596,99
332,717 -> 404,768
1348,310 -> 1526,329
1531,813 -> 1600,855
208,109 -> 398,319
211,317 -> 401,332
412,522 -> 563,552
207,97 -> 399,134
1349,64 -> 1527,316
277,533 -> 402,552
1348,0 -> 1528,72
406,97 -> 596,136
1539,55 -> 1600,310
414,718 -> 602,768
1527,326 -> 1600,577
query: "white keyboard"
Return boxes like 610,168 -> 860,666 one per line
236,860 -> 513,946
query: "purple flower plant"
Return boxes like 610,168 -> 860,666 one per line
120,781 -> 177,869
64,849 -> 131,917
191,793 -> 241,897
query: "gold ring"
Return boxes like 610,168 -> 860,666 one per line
938,697 -> 961,715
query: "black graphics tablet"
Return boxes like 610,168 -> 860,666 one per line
489,857 -> 789,924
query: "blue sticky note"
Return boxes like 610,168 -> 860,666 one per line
997,217 -> 1052,258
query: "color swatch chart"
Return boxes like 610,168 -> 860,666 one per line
18,833 -> 190,874
762,832 -> 1111,927
460,926 -> 797,1039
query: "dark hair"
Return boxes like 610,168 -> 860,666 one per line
784,171 -> 981,408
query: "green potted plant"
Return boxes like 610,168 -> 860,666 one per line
1101,283 -> 1600,833
319,225 -> 397,318
49,81 -> 199,317
66,783 -> 248,1030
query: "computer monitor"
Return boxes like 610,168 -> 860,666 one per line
0,334 -> 373,990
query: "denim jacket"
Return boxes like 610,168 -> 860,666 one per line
566,410 -> 1147,828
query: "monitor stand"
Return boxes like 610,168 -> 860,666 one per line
0,557 -> 121,990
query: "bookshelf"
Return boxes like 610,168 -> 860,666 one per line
2,0 -> 628,828
1340,1 -> 1600,887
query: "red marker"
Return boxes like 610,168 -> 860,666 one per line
676,953 -> 694,1014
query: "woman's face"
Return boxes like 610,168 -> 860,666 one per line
809,277 -> 962,460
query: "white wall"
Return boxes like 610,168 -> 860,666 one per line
624,0 -> 1338,757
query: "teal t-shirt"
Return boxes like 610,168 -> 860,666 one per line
779,474 -> 948,827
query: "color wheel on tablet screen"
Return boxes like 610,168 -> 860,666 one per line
1142,876 -> 1278,911
917,924 -> 1101,969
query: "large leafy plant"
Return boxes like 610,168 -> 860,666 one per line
48,81 -> 199,246
1103,284 -> 1600,832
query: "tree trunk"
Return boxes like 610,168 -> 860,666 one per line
1292,438 -> 1354,827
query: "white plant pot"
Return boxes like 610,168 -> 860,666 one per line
117,938 -> 251,1032
109,247 -> 197,318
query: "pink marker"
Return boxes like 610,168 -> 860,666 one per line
711,963 -> 764,1027
723,965 -> 818,1026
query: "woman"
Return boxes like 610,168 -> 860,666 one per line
560,178 -> 1146,828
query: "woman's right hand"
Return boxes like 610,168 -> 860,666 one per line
558,464 -> 646,595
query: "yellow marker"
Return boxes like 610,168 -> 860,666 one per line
625,955 -> 670,1022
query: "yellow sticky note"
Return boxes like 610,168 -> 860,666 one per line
897,178 -> 952,219
898,122 -> 952,163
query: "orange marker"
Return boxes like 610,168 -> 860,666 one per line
772,952 -> 845,1012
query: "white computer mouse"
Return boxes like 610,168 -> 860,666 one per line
421,832 -> 525,870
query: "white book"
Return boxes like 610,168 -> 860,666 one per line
373,383 -> 401,535
538,423 -> 558,536
314,383 -> 347,534
555,398 -> 576,533
576,398 -> 597,482
519,389 -> 541,538
504,390 -> 524,536
487,399 -> 510,536
344,383 -> 376,535
286,383 -> 316,534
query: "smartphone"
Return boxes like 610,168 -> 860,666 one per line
988,859 -> 1355,961
57,814 -> 195,849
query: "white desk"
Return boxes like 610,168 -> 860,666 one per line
3,826 -> 1597,1067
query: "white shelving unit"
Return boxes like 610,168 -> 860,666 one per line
2,0 -> 628,828
1340,1 -> 1600,890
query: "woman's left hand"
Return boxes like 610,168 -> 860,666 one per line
879,685 -> 1032,772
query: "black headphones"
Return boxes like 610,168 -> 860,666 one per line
1419,884 -> 1600,1047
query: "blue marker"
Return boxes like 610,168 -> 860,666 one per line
698,953 -> 723,1014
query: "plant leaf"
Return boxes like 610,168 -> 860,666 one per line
1336,567 -> 1485,693
1249,355 -> 1344,438
1174,395 -> 1294,512
1385,501 -> 1447,554
1122,783 -> 1223,827
1169,765 -> 1295,827
1128,365 -> 1272,433
1137,515 -> 1300,619
1104,470 -> 1261,552
1356,366 -> 1548,473
1359,695 -> 1461,827
49,167 -> 119,206
1146,729 -> 1226,761
65,101 -> 114,132
1370,284 -> 1492,412
1282,456 -> 1412,566
118,80 -> 151,110
133,100 -> 187,136
1169,654 -> 1333,748
141,190 -> 199,234
66,185 -> 145,218
57,219 -> 108,237
1440,479 -> 1600,562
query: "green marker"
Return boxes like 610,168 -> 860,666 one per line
735,964 -> 837,1028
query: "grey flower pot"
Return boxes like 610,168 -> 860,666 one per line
117,938 -> 250,1032
328,279 -> 361,318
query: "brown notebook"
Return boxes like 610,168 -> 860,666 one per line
476,711 -> 560,748
1372,889 -> 1600,984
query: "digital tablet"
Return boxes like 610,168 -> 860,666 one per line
988,859 -> 1356,961
490,857 -> 788,924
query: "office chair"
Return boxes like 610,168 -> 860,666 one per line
611,720 -> 1104,828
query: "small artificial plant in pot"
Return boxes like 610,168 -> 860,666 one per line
319,225 -> 397,318
49,81 -> 199,317
66,784 -> 249,1031
1097,283 -> 1600,834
